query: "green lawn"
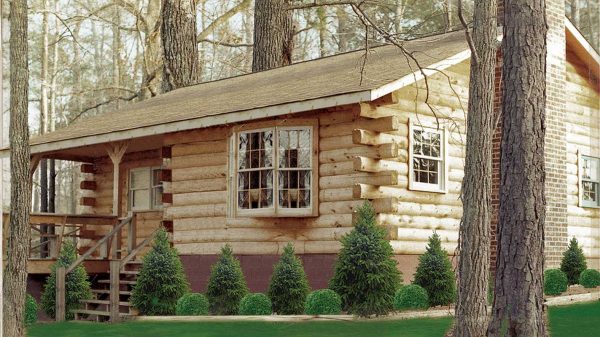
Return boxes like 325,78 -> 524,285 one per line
28,301 -> 600,337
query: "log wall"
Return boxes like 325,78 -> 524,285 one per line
564,50 -> 600,268
84,150 -> 164,247
355,60 -> 470,255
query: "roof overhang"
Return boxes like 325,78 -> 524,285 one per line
565,18 -> 600,79
0,48 -> 472,159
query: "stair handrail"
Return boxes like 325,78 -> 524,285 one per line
120,228 -> 158,268
65,216 -> 132,274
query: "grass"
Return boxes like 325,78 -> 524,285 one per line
27,301 -> 600,337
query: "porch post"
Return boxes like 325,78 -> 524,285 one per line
105,142 -> 128,217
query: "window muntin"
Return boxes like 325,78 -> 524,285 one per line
129,167 -> 163,211
409,123 -> 446,192
236,126 -> 313,216
581,155 -> 600,208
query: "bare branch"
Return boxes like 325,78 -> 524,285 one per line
199,38 -> 253,48
197,0 -> 252,41
458,0 -> 478,64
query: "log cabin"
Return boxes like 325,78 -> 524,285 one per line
1,10 -> 599,321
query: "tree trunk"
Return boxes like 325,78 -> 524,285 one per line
454,1 -> 497,336
112,4 -> 121,109
570,0 -> 579,26
445,0 -> 454,31
3,0 -> 31,335
395,0 -> 405,35
252,0 -> 294,72
161,0 -> 200,93
317,6 -> 327,57
39,0 -> 49,256
487,0 -> 547,336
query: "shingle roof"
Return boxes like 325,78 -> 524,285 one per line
29,31 -> 468,150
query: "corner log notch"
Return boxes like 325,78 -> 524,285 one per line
352,102 -> 409,240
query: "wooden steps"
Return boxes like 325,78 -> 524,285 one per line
81,299 -> 131,306
91,289 -> 132,296
72,309 -> 132,321
98,279 -> 137,285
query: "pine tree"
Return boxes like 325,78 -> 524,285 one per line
329,202 -> 402,317
268,243 -> 309,314
560,237 -> 587,285
40,241 -> 92,319
413,233 -> 456,307
206,245 -> 249,315
131,227 -> 189,315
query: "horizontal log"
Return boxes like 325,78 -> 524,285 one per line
172,191 -> 228,206
164,126 -> 229,145
352,129 -> 407,147
353,157 -> 408,175
319,198 -> 397,215
172,165 -> 227,181
81,163 -> 95,174
319,135 -> 354,151
173,227 -> 353,244
319,172 -> 402,189
165,204 -> 227,219
318,106 -> 360,125
354,184 -> 462,206
390,240 -> 457,255
320,161 -> 355,176
169,152 -> 228,169
375,213 -> 460,231
173,214 -> 353,231
319,187 -> 354,202
319,143 -> 399,163
320,116 -> 401,138
171,178 -> 226,194
172,140 -> 228,157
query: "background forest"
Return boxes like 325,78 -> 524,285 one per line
0,0 -> 598,212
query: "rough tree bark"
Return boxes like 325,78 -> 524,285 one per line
453,0 -> 497,336
252,0 -> 294,72
161,0 -> 200,92
487,0 -> 547,336
3,0 -> 32,335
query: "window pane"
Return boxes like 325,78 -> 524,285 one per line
413,158 -> 439,185
583,181 -> 598,203
153,186 -> 163,207
152,169 -> 162,186
131,169 -> 150,189
132,189 -> 150,209
583,158 -> 598,181
279,170 -> 311,209
279,129 -> 311,169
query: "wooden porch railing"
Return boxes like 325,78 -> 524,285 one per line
55,215 -> 158,322
2,213 -> 120,260
56,215 -> 133,321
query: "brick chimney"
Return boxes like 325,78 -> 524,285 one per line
543,0 -> 568,268
491,0 -> 569,270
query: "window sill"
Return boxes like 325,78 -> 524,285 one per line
235,209 -> 317,218
408,183 -> 447,194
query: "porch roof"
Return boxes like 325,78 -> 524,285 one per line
1,30 -> 469,157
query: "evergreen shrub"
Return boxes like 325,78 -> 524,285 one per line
206,244 -> 248,315
40,241 -> 92,319
176,293 -> 209,316
329,202 -> 402,317
131,227 -> 189,315
268,243 -> 309,315
579,269 -> 600,289
394,284 -> 429,311
544,269 -> 568,295
239,293 -> 272,315
413,233 -> 456,307
305,289 -> 342,315
560,238 -> 587,285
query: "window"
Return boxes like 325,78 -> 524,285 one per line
408,122 -> 447,193
580,154 -> 600,208
129,167 -> 163,211
234,123 -> 316,217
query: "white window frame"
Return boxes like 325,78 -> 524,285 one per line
128,166 -> 163,211
231,120 -> 318,218
408,120 -> 448,193
578,151 -> 600,208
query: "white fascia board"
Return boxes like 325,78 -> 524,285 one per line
369,48 -> 472,101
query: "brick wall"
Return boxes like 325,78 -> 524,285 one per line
491,49 -> 503,273
544,0 -> 569,268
